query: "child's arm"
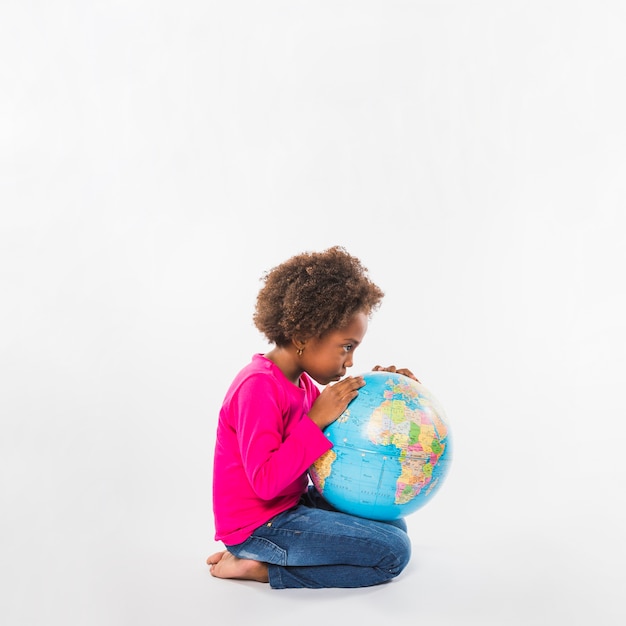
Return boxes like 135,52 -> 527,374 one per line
233,376 -> 331,500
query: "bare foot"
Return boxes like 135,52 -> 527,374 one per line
206,550 -> 269,583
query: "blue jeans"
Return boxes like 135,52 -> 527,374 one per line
225,486 -> 411,589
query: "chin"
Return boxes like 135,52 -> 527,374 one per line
314,375 -> 337,386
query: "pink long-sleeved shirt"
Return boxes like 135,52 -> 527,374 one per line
212,354 -> 333,545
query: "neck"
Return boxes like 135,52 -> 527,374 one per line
264,346 -> 302,385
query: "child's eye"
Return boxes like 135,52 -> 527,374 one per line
343,345 -> 353,353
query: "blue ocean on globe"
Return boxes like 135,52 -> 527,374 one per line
309,371 -> 452,521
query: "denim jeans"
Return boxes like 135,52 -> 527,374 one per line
225,486 -> 411,589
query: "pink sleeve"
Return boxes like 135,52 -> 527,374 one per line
231,375 -> 332,501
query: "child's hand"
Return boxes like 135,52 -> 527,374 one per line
309,376 -> 366,429
372,364 -> 420,383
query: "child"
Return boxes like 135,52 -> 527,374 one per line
207,246 -> 418,589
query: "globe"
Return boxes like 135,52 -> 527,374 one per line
309,371 -> 452,521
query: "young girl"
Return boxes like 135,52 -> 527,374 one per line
207,246 -> 418,589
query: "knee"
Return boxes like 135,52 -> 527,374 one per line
396,531 -> 412,573
384,529 -> 412,578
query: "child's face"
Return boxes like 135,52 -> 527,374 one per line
301,311 -> 368,386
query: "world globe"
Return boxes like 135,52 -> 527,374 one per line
309,371 -> 452,521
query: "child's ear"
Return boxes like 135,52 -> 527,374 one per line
291,337 -> 306,350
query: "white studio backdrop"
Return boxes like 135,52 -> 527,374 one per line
2,2 -> 625,625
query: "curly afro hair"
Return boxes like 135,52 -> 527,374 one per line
253,246 -> 384,346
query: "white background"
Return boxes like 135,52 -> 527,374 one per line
2,2 -> 625,625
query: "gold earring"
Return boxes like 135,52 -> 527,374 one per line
297,347 -> 304,356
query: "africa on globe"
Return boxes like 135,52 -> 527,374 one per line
309,371 -> 452,521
